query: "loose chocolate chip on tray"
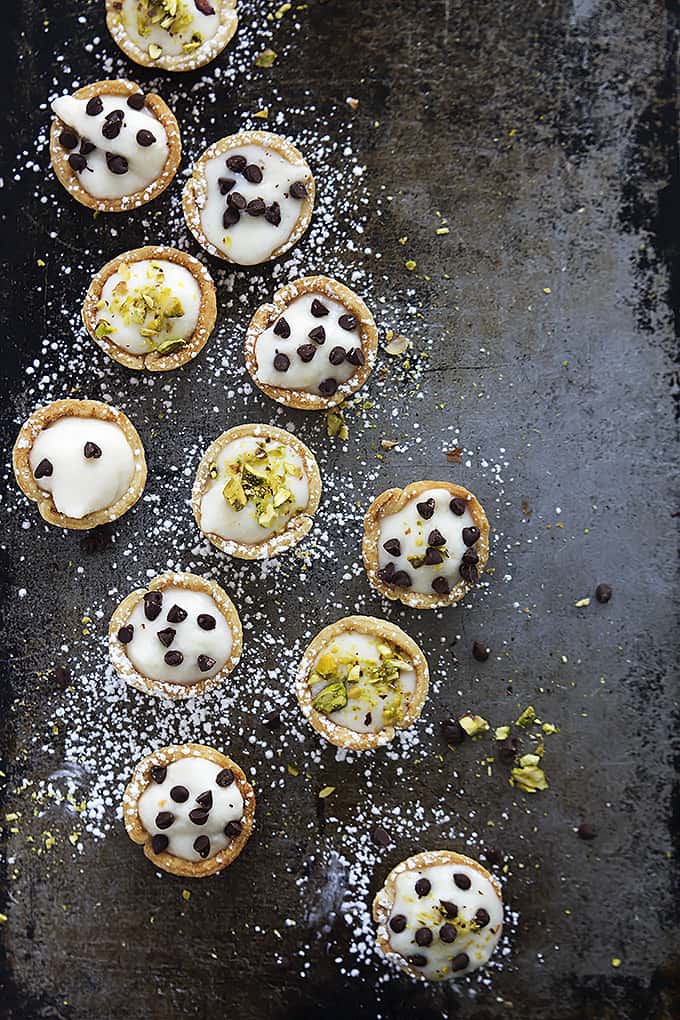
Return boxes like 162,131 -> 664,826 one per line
345,347 -> 364,366
59,130 -> 78,150
319,378 -> 338,396
144,591 -> 163,621
34,458 -> 53,479
449,496 -> 466,516
431,576 -> 450,596
155,811 -> 174,829
273,352 -> 290,372
170,785 -> 189,802
415,877 -> 431,897
166,604 -> 187,624
290,180 -> 307,198
246,197 -> 266,216
263,709 -> 281,729
136,129 -> 156,147
218,177 -> 235,194
462,526 -> 480,547
117,624 -> 134,644
415,927 -> 433,947
273,316 -> 291,338
338,313 -> 357,331
106,153 -> 128,175
329,346 -> 346,366
498,735 -> 519,764
216,768 -> 234,787
577,821 -> 596,840
595,583 -> 612,603
416,498 -> 435,520
157,627 -> 176,648
86,96 -> 103,116
439,923 -> 457,943
308,326 -> 326,344
311,299 -> 329,317
451,953 -> 469,972
472,640 -> 490,662
441,718 -> 465,745
197,654 -> 216,672
83,441 -> 102,459
370,824 -> 392,847
164,650 -> 183,666
68,153 -> 87,173
485,847 -> 504,867
224,820 -> 242,838
383,538 -> 401,556
228,191 -> 246,209
265,201 -> 281,226
193,835 -> 211,858
52,665 -> 70,690
389,914 -> 407,933
197,613 -> 216,630
196,790 -> 213,809
226,154 -> 247,173
127,93 -> 145,110
223,206 -> 240,228
151,834 -> 169,854
297,344 -> 316,362
189,808 -> 209,825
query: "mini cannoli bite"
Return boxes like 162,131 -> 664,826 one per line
106,0 -> 238,72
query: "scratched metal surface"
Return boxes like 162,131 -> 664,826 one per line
1,1 -> 679,1018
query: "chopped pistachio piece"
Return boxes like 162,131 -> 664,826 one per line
515,705 -> 536,728
494,725 -> 510,741
155,337 -> 188,355
255,48 -> 278,67
318,786 -> 335,799
312,681 -> 348,715
459,713 -> 489,737
326,408 -> 348,440
510,764 -> 549,793
316,653 -> 336,675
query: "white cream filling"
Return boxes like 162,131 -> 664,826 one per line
200,435 -> 309,545
120,0 -> 220,57
255,292 -> 363,395
199,144 -> 308,265
138,756 -> 244,861
52,93 -> 169,199
377,488 -> 478,595
29,417 -> 135,519
123,586 -> 233,686
386,862 -> 503,980
310,631 -> 416,734
98,260 -> 201,355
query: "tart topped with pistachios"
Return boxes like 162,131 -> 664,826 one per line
192,423 -> 321,560
182,130 -> 314,265
363,481 -> 490,609
83,246 -> 217,371
295,616 -> 429,750
106,0 -> 238,72
49,79 -> 181,212
245,276 -> 378,410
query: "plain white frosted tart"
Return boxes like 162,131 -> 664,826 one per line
109,571 -> 243,700
182,130 -> 315,265
192,423 -> 322,560
363,481 -> 490,609
12,398 -> 147,530
50,79 -> 181,212
106,0 -> 238,72
372,850 -> 503,981
295,616 -> 429,750
123,743 -> 255,877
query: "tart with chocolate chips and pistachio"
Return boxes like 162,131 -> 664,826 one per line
363,481 -> 490,609
182,130 -> 315,266
245,276 -> 378,410
50,79 -> 181,212
12,398 -> 147,530
295,616 -> 429,750
109,571 -> 242,700
123,743 -> 255,877
82,246 -> 217,371
106,0 -> 238,73
192,423 -> 321,559
372,850 -> 503,981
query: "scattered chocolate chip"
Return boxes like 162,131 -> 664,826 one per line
197,613 -> 216,630
439,900 -> 458,918
383,538 -> 401,556
155,811 -> 174,830
193,834 -> 211,858
378,562 -> 396,582
472,640 -> 489,662
80,140 -> 95,156
224,819 -> 242,839
273,316 -> 291,338
392,570 -> 412,588
459,560 -> 479,584
136,129 -> 156,147
370,824 -> 391,847
415,878 -> 431,897
424,547 -> 443,566
431,576 -> 450,596
453,872 -> 471,890
450,497 -> 466,516
157,627 -> 176,648
223,205 -> 240,228
226,154 -> 247,173
577,821 -> 596,840
441,719 -> 465,745
475,908 -> 490,928
485,847 -> 504,867
68,153 -> 87,173
86,96 -> 103,116
216,768 -> 234,787
106,153 -> 128,175
83,441 -> 101,459
319,378 -> 338,396
219,177 -> 235,194
106,109 -> 124,122
308,325 -> 326,344
498,735 -> 519,764
117,624 -> 134,644
415,927 -> 433,947
170,786 -> 189,803
338,313 -> 357,331
102,119 -> 122,140
150,765 -> 167,784
196,790 -> 213,809
274,352 -> 290,372
329,346 -> 346,366
439,923 -> 457,943
263,709 -> 281,729
311,299 -> 329,317
428,529 -> 446,546
34,458 -> 53,479
189,808 -> 209,826
52,665 -> 70,690
79,524 -> 113,554
462,548 -> 479,565
164,650 -> 183,666
389,914 -> 407,933
595,583 -> 612,604
265,201 -> 281,226
451,953 -> 469,972
59,130 -> 78,150
244,163 -> 263,183
346,347 -> 364,366
297,344 -> 316,362
290,180 -> 307,199
246,197 -> 266,216
151,834 -> 169,854
408,954 -> 428,968
166,604 -> 187,624
127,93 -> 145,110
195,0 -> 216,12
462,526 -> 480,547
144,591 -> 163,621
417,498 -> 435,520
197,654 -> 217,672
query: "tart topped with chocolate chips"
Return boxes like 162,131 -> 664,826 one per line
182,130 -> 314,266
245,276 -> 378,410
106,0 -> 238,72
192,423 -> 321,560
295,616 -> 429,750
109,571 -> 242,700
82,246 -> 217,371
372,850 -> 503,981
50,80 -> 181,212
12,398 -> 147,530
363,481 -> 490,608
123,743 -> 255,878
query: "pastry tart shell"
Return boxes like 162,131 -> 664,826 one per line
105,0 -> 238,72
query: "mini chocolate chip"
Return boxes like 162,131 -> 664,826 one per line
595,583 -> 612,604
441,719 -> 465,745
170,786 -> 189,803
149,765 -> 167,783
391,570 -> 412,588
263,709 -> 281,729
451,953 -> 469,972
117,624 -> 134,644
151,834 -> 169,854
223,206 -> 240,228
226,154 -> 247,173
273,316 -> 291,338
193,834 -> 211,858
244,163 -> 263,183
462,526 -> 480,547
428,529 -> 445,547
224,820 -> 242,839
166,604 -> 187,624
102,120 -> 122,140
475,908 -> 490,928
424,547 -> 443,566
462,548 -> 479,565
311,299 -> 329,317
265,201 -> 281,226
417,498 -> 435,520
450,497 -> 466,515
106,154 -> 128,174
59,130 -> 78,150
389,914 -> 407,933
197,654 -> 217,672
415,927 -> 433,947
297,344 -> 316,362
577,821 -> 596,840
195,0 -> 216,12
68,153 -> 87,173
196,790 -> 213,809
472,640 -> 489,662
197,613 -> 216,630
377,562 -> 396,582
408,954 -> 428,968
164,650 -> 184,666
144,591 -> 163,621
308,326 -> 326,344
498,735 -> 519,764
290,180 -> 307,198
338,313 -> 357,331
432,576 -> 451,596
157,627 -> 176,648
86,96 -> 103,116
83,441 -> 101,459
155,811 -> 174,830
246,197 -> 266,216
459,560 -> 479,584
127,93 -> 145,110
53,665 -> 70,689
80,140 -> 95,156
383,538 -> 401,556
346,347 -> 364,366
219,177 -> 235,194
485,847 -> 504,867
34,458 -> 53,479
439,900 -> 458,918
319,378 -> 338,396
439,923 -> 457,943
453,872 -> 471,890
105,109 -> 124,122
415,878 -> 431,897
228,191 -> 246,210
329,346 -> 346,366
136,129 -> 156,147
216,768 -> 234,787
274,352 -> 290,372
189,808 -> 209,826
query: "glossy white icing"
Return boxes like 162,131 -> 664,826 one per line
119,0 -> 220,57
29,416 -> 135,519
138,756 -> 243,861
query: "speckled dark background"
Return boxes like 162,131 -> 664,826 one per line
1,1 -> 679,1018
